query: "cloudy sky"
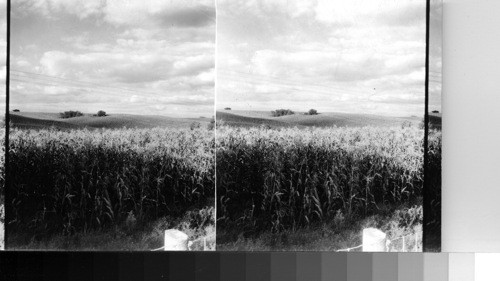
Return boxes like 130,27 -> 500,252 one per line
0,0 -> 6,115
217,0 -> 442,117
10,0 -> 215,118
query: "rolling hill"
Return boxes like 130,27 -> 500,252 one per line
216,110 -> 422,128
9,112 -> 210,130
215,111 -> 299,128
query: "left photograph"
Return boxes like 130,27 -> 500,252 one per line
6,0 -> 215,250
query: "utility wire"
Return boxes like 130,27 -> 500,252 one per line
10,69 -> 172,98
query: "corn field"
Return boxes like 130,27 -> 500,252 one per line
217,125 -> 440,234
7,127 -> 215,237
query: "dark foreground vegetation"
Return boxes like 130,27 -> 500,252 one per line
7,127 -> 215,249
217,125 -> 441,250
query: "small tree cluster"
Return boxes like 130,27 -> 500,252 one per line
305,109 -> 318,115
97,110 -> 107,117
13,109 -> 20,112
271,109 -> 294,117
224,107 -> 231,110
60,111 -> 83,119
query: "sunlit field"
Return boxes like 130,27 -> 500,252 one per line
217,124 -> 441,251
7,127 -> 215,250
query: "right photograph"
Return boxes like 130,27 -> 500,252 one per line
216,0 -> 442,251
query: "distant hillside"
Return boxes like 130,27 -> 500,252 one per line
216,111 -> 298,128
216,110 -> 420,128
10,112 -> 209,130
10,114 -> 82,130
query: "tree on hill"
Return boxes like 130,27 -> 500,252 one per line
431,110 -> 439,113
305,109 -> 318,115
224,107 -> 231,110
60,111 -> 83,119
271,109 -> 294,117
97,110 -> 107,117
13,109 -> 20,112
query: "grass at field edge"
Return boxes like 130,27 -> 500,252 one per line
217,202 -> 423,252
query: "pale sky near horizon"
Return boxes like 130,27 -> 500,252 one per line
217,0 -> 442,117
9,0 -> 215,118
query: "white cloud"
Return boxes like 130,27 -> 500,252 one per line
249,49 -> 414,82
39,39 -> 214,84
15,0 -> 216,26
0,66 -> 5,82
50,0 -> 104,19
128,95 -> 142,103
254,84 -> 282,94
15,59 -> 31,68
172,54 -> 214,76
14,0 -> 104,19
43,85 -> 73,95
103,0 -> 214,27
315,0 -> 424,25
196,69 -> 214,83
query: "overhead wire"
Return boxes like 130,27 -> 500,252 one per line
10,69 -> 213,102
10,69 -> 171,98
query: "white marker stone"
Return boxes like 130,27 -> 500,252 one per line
164,229 -> 189,251
362,228 -> 387,252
